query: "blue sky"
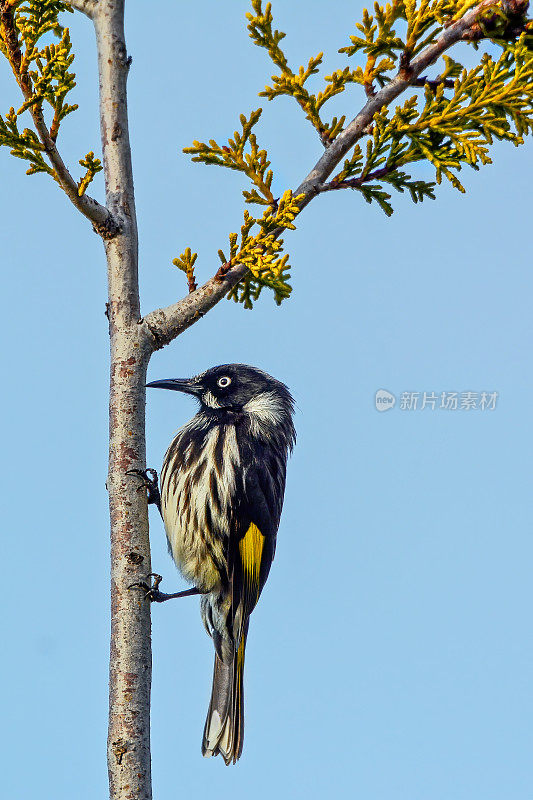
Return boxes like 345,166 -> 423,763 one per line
1,2 -> 531,798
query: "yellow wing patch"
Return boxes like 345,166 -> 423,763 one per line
238,522 -> 265,604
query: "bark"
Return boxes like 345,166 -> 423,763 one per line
93,2 -> 153,798
68,0 -> 98,15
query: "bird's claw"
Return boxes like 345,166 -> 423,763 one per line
128,572 -> 167,602
128,573 -> 201,603
127,468 -> 161,509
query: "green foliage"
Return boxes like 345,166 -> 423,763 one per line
177,191 -> 301,308
247,0 -> 533,206
330,137 -> 436,215
0,105 -> 54,176
338,0 -> 478,64
329,33 -> 533,209
22,26 -> 77,133
0,1 -> 99,184
184,109 -> 275,206
247,0 -> 352,144
225,191 -> 301,307
173,247 -> 198,293
340,0 -> 533,65
184,0 -> 533,305
78,151 -> 102,196
182,111 -> 300,300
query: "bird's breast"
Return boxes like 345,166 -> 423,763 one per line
160,422 -> 241,592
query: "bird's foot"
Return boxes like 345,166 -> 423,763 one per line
128,572 -> 167,602
127,468 -> 161,511
128,573 -> 201,603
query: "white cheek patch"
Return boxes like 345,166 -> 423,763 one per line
202,390 -> 221,408
243,391 -> 284,434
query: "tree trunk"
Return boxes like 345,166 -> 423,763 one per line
94,3 -> 153,798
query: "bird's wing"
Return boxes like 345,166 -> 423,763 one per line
229,451 -> 287,624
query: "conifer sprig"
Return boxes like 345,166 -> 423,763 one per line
0,2 -> 77,167
223,196 -> 296,308
247,0 -> 352,144
173,248 -> 198,294
175,191 -> 302,308
0,105 -> 54,175
77,150 -> 102,196
184,109 -> 276,206
0,0 -> 109,228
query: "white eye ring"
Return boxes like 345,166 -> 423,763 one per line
217,376 -> 231,388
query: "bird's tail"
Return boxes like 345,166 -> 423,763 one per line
202,623 -> 248,765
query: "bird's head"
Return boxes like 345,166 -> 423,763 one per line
147,363 -> 294,419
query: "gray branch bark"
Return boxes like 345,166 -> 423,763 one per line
69,0 -> 98,16
91,2 -> 152,798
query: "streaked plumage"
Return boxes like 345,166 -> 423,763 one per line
148,364 -> 295,764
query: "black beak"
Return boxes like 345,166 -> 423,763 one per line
146,378 -> 201,396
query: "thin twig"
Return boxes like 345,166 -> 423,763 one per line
187,272 -> 198,292
412,75 -> 455,90
320,166 -> 395,192
215,260 -> 233,281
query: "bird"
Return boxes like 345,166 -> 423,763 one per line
145,364 -> 295,764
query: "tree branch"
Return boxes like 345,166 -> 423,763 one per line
142,0 -> 499,350
91,1 -> 152,798
143,263 -> 249,349
68,0 -> 98,17
0,1 -> 116,236
411,75 -> 456,90
320,165 -> 396,192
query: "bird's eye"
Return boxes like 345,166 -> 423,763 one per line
217,376 -> 231,388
